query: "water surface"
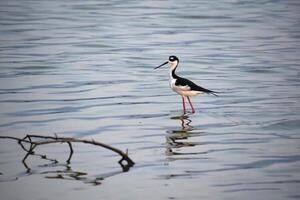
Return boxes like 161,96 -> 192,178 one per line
0,0 -> 300,200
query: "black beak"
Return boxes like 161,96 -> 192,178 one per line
154,61 -> 168,69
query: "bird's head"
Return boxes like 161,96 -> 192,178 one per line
155,55 -> 179,70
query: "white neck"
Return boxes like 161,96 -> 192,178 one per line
170,61 -> 178,71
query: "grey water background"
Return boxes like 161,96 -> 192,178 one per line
0,0 -> 300,199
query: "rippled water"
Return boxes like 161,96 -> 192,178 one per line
0,0 -> 300,199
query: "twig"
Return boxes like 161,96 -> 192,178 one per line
66,142 -> 73,164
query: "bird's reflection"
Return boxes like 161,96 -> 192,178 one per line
171,114 -> 193,130
166,114 -> 205,156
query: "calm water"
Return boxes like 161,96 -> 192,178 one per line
0,0 -> 300,199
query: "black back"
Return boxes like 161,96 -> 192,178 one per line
173,72 -> 218,96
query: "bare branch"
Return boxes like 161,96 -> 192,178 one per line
66,142 -> 73,164
0,135 -> 134,172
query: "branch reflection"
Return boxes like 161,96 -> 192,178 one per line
41,164 -> 126,186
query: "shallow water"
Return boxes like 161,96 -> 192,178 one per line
0,0 -> 300,199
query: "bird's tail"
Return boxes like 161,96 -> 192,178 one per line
208,91 -> 219,97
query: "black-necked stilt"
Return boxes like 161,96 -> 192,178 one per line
155,55 -> 218,114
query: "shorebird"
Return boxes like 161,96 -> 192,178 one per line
155,55 -> 218,114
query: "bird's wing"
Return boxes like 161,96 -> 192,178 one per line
175,77 -> 218,96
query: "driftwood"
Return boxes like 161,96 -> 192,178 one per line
0,134 -> 134,173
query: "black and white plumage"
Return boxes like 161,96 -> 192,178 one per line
155,55 -> 218,114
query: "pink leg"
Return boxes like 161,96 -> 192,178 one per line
182,96 -> 186,114
187,96 -> 195,113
